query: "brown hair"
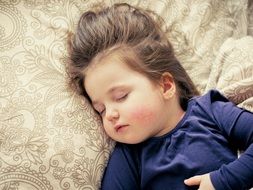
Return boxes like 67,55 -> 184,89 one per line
67,3 -> 199,110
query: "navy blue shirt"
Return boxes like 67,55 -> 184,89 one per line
101,90 -> 253,190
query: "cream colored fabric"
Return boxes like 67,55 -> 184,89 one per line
206,36 -> 253,111
0,0 -> 252,189
248,0 -> 253,35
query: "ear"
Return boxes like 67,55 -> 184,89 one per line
159,72 -> 176,99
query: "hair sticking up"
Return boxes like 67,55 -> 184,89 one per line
67,3 -> 199,110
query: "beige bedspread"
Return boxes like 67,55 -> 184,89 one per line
0,0 -> 252,189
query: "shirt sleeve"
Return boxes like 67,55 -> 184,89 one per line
101,143 -> 140,190
206,91 -> 253,190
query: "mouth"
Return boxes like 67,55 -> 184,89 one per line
115,124 -> 129,132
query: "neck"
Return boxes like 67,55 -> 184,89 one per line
156,95 -> 186,136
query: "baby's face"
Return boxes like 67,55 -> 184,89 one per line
84,56 -> 170,144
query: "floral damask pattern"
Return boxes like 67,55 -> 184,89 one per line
206,36 -> 253,111
1,0 -> 113,189
0,0 -> 252,189
0,2 -> 27,51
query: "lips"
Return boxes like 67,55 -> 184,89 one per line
114,124 -> 128,132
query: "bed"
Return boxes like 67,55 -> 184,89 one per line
0,0 -> 253,189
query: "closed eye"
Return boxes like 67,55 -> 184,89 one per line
99,109 -> 105,116
96,108 -> 105,116
115,93 -> 128,102
93,104 -> 106,116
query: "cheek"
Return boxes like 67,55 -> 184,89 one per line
129,106 -> 158,125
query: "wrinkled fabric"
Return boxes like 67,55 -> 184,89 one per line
101,90 -> 253,190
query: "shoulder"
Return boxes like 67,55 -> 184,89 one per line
190,89 -> 233,113
189,89 -> 244,128
189,89 -> 241,119
193,89 -> 229,104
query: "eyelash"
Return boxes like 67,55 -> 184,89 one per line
115,93 -> 128,102
99,109 -> 105,116
96,93 -> 129,116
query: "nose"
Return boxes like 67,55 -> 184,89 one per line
105,107 -> 119,122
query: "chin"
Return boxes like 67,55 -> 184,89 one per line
117,137 -> 147,145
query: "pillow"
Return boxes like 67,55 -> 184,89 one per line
206,36 -> 253,112
155,0 -> 248,93
0,0 -> 250,189
0,1 -> 113,189
248,1 -> 253,36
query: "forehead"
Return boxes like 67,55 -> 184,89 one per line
84,54 -> 133,80
83,55 -> 135,97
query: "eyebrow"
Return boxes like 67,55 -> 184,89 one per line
108,85 -> 127,94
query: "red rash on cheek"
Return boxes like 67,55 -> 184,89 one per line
130,106 -> 156,124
